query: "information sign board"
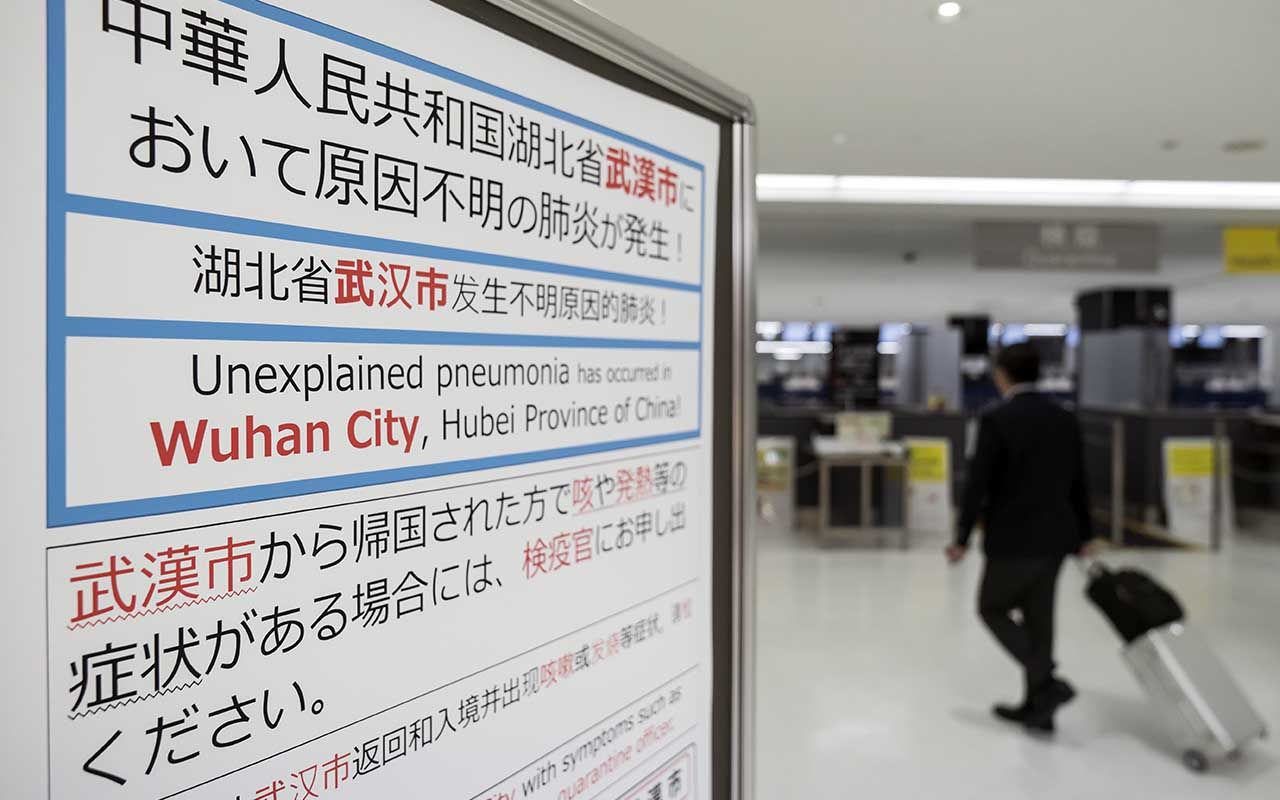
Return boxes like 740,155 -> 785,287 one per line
1,2 -> 755,798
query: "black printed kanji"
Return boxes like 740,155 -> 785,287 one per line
572,202 -> 599,247
354,512 -> 390,561
538,192 -> 570,241
318,54 -> 369,123
292,256 -> 332,304
141,626 -> 202,691
373,71 -> 420,135
179,8 -> 248,85
451,275 -> 479,314
71,642 -> 137,712
469,177 -> 503,231
622,214 -> 648,256
423,166 -> 465,221
577,138 -> 603,186
354,579 -> 390,627
423,90 -> 464,146
374,153 -> 418,215
103,0 -> 171,65
392,506 -> 426,552
469,102 -> 503,159
316,141 -> 368,205
393,571 -> 429,617
507,115 -> 542,167
256,37 -> 311,108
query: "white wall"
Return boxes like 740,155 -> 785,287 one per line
756,220 -> 1278,326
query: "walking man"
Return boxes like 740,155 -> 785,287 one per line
946,342 -> 1097,733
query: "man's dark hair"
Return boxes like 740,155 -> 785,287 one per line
995,342 -> 1041,384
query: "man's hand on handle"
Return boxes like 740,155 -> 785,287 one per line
945,543 -> 968,565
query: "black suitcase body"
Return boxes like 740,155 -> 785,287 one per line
1085,564 -> 1184,643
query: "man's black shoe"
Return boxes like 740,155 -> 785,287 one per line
1024,713 -> 1056,735
1018,677 -> 1076,734
992,702 -> 1030,724
992,679 -> 1075,731
1047,678 -> 1077,708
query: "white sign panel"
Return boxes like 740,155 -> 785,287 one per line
3,2 -> 721,799
904,437 -> 952,534
1162,437 -> 1233,547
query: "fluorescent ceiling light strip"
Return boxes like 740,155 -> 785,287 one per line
1221,325 -> 1267,338
1023,323 -> 1069,336
755,340 -> 832,355
755,320 -> 784,337
756,174 -> 1280,210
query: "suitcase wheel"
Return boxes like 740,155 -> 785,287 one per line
1182,749 -> 1209,773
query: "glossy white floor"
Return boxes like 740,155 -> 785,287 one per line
752,524 -> 1280,799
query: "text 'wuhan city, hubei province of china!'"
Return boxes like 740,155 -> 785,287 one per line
159,354 -> 686,463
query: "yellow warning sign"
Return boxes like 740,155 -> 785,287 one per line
1167,443 -> 1214,478
757,444 -> 792,492
908,440 -> 948,483
1223,227 -> 1280,274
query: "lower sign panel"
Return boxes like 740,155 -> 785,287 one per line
49,452 -> 706,798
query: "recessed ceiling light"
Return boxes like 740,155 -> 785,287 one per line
935,2 -> 964,20
832,132 -> 848,146
1223,138 -> 1266,154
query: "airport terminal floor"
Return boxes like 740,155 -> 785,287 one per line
753,523 -> 1280,799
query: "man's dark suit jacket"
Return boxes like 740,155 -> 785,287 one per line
957,390 -> 1091,558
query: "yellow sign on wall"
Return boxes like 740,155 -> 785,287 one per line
757,443 -> 793,493
1166,442 -> 1214,478
908,440 -> 949,483
1223,227 -> 1280,274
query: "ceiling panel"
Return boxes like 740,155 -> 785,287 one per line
584,0 -> 1280,181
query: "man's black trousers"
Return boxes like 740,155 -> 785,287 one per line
978,556 -> 1064,699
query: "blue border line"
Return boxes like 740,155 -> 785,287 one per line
48,0 -> 711,527
222,0 -> 702,171
67,195 -> 702,294
46,0 -> 67,527
65,316 -> 700,350
50,431 -> 699,527
698,170 -> 706,432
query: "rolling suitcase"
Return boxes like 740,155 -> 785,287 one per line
1123,623 -> 1268,771
1083,562 -> 1268,772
